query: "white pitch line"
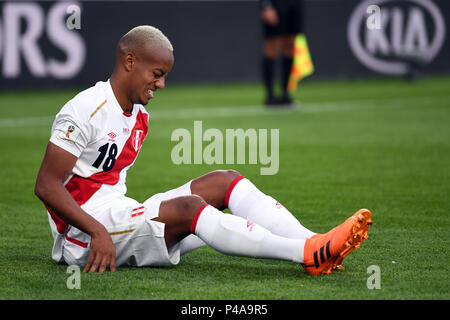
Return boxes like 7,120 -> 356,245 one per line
0,116 -> 55,128
152,94 -> 449,119
0,94 -> 448,128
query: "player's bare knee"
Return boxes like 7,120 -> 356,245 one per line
190,170 -> 242,210
222,170 -> 242,194
224,169 -> 241,180
174,195 -> 206,220
213,169 -> 241,193
211,169 -> 240,183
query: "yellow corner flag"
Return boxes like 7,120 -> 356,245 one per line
288,34 -> 314,92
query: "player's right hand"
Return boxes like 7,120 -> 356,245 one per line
84,226 -> 117,273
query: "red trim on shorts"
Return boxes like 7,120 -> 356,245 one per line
190,203 -> 209,234
224,175 -> 245,208
65,234 -> 89,248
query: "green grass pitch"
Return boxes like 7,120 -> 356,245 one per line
0,76 -> 449,300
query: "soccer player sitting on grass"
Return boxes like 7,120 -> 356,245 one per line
34,25 -> 371,275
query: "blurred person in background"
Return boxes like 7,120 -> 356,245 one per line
260,0 -> 304,107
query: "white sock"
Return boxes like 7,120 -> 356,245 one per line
226,176 -> 316,239
179,234 -> 206,255
166,180 -> 207,255
191,204 -> 304,263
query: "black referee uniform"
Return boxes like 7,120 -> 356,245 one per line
260,0 -> 304,106
260,0 -> 304,39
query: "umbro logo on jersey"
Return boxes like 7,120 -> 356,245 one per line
107,132 -> 117,142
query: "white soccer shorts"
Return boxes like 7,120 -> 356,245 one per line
62,181 -> 192,267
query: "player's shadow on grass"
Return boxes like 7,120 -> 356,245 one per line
177,253 -> 307,280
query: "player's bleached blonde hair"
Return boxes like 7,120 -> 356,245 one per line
117,25 -> 173,56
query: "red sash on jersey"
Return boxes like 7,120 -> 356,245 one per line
48,110 -> 149,235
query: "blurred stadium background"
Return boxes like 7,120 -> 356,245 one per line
1,0 -> 449,88
0,0 -> 449,300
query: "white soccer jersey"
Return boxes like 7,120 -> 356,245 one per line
47,80 -> 149,261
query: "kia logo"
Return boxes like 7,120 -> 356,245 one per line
348,0 -> 446,75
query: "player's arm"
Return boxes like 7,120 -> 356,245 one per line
34,141 -> 116,273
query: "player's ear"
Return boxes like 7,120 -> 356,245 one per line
124,52 -> 136,72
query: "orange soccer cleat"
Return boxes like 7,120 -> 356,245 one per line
301,208 -> 372,275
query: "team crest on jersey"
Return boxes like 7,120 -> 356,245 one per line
131,130 -> 144,151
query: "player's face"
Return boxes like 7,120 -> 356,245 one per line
131,46 -> 174,106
